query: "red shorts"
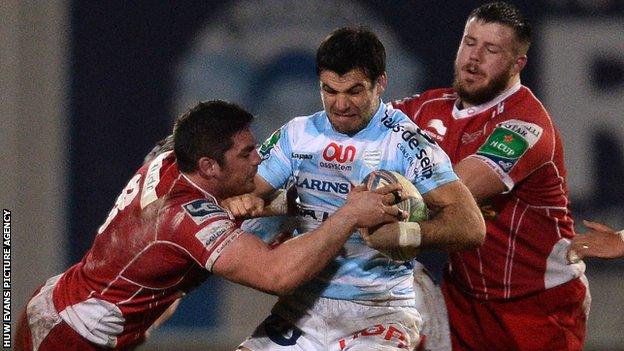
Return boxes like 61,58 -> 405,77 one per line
442,276 -> 589,351
15,280 -> 116,351
15,307 -> 108,351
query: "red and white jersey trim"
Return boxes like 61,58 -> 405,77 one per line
451,82 -> 521,119
26,274 -> 63,351
59,297 -> 124,348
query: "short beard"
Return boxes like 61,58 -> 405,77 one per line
452,66 -> 510,107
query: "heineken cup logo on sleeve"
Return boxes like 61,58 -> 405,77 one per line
476,120 -> 543,173
259,128 -> 281,160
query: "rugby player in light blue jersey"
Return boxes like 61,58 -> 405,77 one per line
237,27 -> 485,351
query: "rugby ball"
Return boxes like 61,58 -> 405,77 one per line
362,170 -> 428,223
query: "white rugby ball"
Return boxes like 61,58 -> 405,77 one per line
362,170 -> 428,223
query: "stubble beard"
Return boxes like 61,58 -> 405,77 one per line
452,64 -> 511,107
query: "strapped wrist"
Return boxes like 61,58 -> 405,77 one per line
398,222 -> 422,248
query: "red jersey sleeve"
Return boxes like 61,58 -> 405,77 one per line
172,198 -> 245,271
392,89 -> 456,125
471,115 -> 554,191
391,94 -> 424,123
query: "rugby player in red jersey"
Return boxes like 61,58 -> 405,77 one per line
388,2 -> 590,350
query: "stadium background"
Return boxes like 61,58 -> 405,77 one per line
2,0 -> 623,350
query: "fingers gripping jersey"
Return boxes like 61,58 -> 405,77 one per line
257,102 -> 458,303
393,83 -> 585,299
48,151 -> 244,348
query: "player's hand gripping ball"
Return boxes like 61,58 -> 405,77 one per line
362,170 -> 428,260
362,170 -> 427,222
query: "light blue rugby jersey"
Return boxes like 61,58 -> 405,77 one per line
256,101 -> 458,304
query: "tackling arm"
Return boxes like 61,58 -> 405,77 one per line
212,184 -> 405,295
222,175 -> 293,218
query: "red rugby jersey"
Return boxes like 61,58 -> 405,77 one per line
51,151 -> 243,348
393,83 -> 585,300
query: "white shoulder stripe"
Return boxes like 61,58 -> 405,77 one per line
141,151 -> 171,209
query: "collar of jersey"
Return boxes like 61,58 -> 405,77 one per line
181,173 -> 219,204
451,81 -> 522,119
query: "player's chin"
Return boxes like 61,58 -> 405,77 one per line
460,83 -> 486,98
334,121 -> 361,135
460,78 -> 481,91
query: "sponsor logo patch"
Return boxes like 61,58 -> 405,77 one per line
182,199 -> 227,224
426,119 -> 447,138
295,176 -> 350,195
476,120 -> 542,173
291,152 -> 313,160
322,143 -> 356,163
259,128 -> 281,160
320,142 -> 356,172
381,112 -> 435,180
195,220 -> 236,247
205,228 -> 244,270
497,120 -> 542,146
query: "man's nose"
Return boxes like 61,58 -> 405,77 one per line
251,150 -> 262,165
334,94 -> 350,111
468,46 -> 483,62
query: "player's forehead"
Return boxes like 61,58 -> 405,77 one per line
229,128 -> 256,152
319,68 -> 372,91
463,18 -> 516,47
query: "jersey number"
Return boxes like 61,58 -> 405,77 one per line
97,174 -> 142,234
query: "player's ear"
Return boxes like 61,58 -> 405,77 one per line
512,54 -> 527,76
197,156 -> 219,177
375,72 -> 387,95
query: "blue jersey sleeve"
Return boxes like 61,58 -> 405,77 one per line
257,125 -> 293,189
385,108 -> 458,194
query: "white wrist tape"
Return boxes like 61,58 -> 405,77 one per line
398,222 -> 422,248
617,230 -> 624,243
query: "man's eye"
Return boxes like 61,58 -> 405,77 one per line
323,87 -> 336,94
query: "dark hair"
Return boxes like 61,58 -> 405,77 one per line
144,134 -> 173,164
468,2 -> 532,53
316,27 -> 386,83
173,100 -> 253,172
